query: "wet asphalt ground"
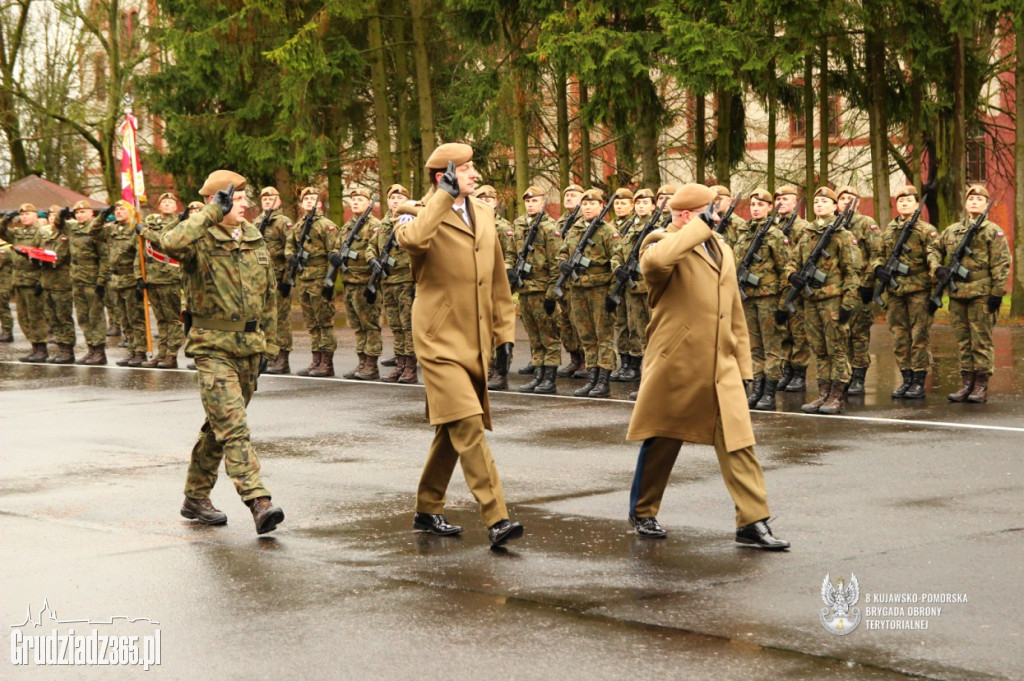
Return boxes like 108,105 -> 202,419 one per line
1,315 -> 1022,680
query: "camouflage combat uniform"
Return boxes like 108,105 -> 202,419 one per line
0,215 -> 46,345
845,211 -> 882,374
258,209 -> 294,354
734,217 -> 789,381
285,210 -> 339,356
0,230 -> 13,338
100,219 -> 148,354
67,215 -> 109,347
718,213 -> 747,250
38,217 -> 75,347
620,215 -> 653,360
775,211 -> 811,379
337,213 -> 383,359
511,211 -> 562,368
367,211 -> 415,358
554,210 -> 582,364
140,213 -> 186,362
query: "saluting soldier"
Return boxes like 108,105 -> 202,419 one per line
473,184 -> 515,391
138,192 -> 186,368
255,186 -> 294,375
772,185 -> 811,392
100,201 -> 149,367
511,186 -> 561,394
836,186 -> 881,394
557,188 -> 622,398
781,187 -> 862,414
554,184 -> 587,380
710,185 -> 745,249
66,201 -> 110,365
614,187 -> 657,384
928,184 -> 1011,403
609,187 -> 637,381
330,187 -> 382,380
39,205 -> 77,363
871,185 -> 938,399
2,205 -> 49,361
0,214 -> 14,343
626,183 -> 788,550
734,189 -> 790,411
285,187 -> 339,377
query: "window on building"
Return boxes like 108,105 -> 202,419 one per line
828,95 -> 842,138
791,110 -> 806,139
966,136 -> 986,183
93,53 -> 106,100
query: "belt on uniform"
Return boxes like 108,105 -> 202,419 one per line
904,265 -> 928,276
966,271 -> 990,283
116,266 -> 134,275
192,317 -> 260,332
305,256 -> 327,266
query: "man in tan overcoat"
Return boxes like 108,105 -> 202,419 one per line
395,143 -> 524,549
625,183 -> 789,550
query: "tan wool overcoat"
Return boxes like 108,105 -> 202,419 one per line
396,188 -> 516,429
626,216 -> 755,452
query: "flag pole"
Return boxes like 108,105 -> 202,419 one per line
122,95 -> 153,356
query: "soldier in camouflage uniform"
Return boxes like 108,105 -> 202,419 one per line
609,187 -> 637,381
928,184 -> 1011,403
557,188 -> 622,398
711,185 -> 745,249
329,187 -> 382,380
734,189 -> 790,411
145,170 -> 284,534
781,187 -> 862,415
836,186 -> 882,394
0,219 -> 13,342
555,184 -> 587,379
368,183 -> 417,383
40,206 -> 77,363
510,186 -> 562,394
871,185 -> 937,399
472,184 -> 516,389
1,205 -> 48,361
100,201 -> 149,367
66,201 -> 110,365
286,187 -> 339,377
773,185 -> 811,392
138,192 -> 185,368
614,188 -> 658,384
256,187 -> 294,375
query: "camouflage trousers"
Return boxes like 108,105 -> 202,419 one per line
343,283 -> 382,356
147,284 -> 184,356
568,285 -> 615,370
781,299 -> 810,368
114,285 -> 148,352
297,278 -> 336,352
886,290 -> 933,372
42,288 -> 75,344
383,282 -> 414,356
105,285 -> 124,332
847,299 -> 875,369
559,297 -> 580,352
625,291 -> 650,356
804,296 -> 851,383
743,295 -> 784,380
520,291 -> 561,366
184,354 -> 270,502
14,286 -> 46,343
948,296 -> 996,374
0,267 -> 13,333
614,301 -> 632,355
274,286 -> 293,352
73,284 -> 108,346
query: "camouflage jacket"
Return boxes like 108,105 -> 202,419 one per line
928,218 -> 1011,299
613,214 -> 637,238
366,212 -> 413,285
151,203 -> 278,359
139,214 -> 182,286
558,219 -> 623,288
784,216 -> 862,308
846,212 -> 882,289
717,214 -> 747,250
256,209 -> 293,281
101,220 -> 141,290
774,212 -> 810,248
870,217 -> 938,297
38,222 -> 72,290
510,212 -> 561,297
336,214 -> 380,285
0,216 -> 42,286
284,212 -> 339,282
495,214 -> 514,269
67,216 -> 108,287
733,217 -> 790,298
618,214 -> 656,295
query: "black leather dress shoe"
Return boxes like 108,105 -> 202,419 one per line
488,519 -> 524,548
628,513 -> 667,538
735,519 -> 790,550
413,512 -> 463,536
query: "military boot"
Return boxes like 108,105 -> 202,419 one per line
51,343 -> 75,364
342,352 -> 365,379
557,350 -> 582,378
535,366 -> 557,394
518,366 -> 543,393
620,355 -> 640,382
747,376 -> 765,408
354,355 -> 379,380
0,329 -> 14,343
948,371 -> 975,402
487,362 -> 507,390
141,353 -> 162,368
610,353 -> 629,381
786,366 -> 807,392
517,362 -> 536,375
266,350 -> 290,375
83,345 -> 107,366
628,390 -> 638,401
847,367 -> 867,395
574,367 -> 599,397
589,368 -> 611,398
967,372 -> 989,403
310,352 -> 335,378
398,354 -> 418,384
19,342 -> 48,363
904,371 -> 927,400
180,496 -> 228,526
819,382 -> 847,415
157,353 -> 178,369
297,351 -> 321,377
754,379 -> 779,411
777,363 -> 794,391
891,369 -> 913,398
77,346 -> 97,365
248,496 -> 284,535
381,355 -> 398,367
801,380 -> 831,413
126,352 -> 145,367
382,355 -> 406,383
106,326 -> 122,337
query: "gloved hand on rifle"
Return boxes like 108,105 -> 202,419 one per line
986,295 -> 1002,314
874,265 -> 892,286
787,272 -> 807,290
327,251 -> 344,269
614,266 -> 631,283
774,309 -> 790,326
494,342 -> 514,377
213,184 -> 235,215
543,298 -> 556,315
136,278 -> 146,301
439,161 -> 460,199
933,266 -> 950,282
369,257 -> 387,277
858,286 -> 873,305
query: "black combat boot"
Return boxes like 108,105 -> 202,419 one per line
948,371 -> 975,402
518,366 -> 543,393
298,351 -> 322,377
966,372 -> 989,403
818,382 -> 847,415
847,367 -> 867,395
628,390 -> 638,401
754,379 -> 779,411
557,350 -> 582,378
620,355 -> 640,382
801,380 -> 831,413
747,376 -> 765,408
904,371 -> 927,399
777,363 -> 794,391
891,369 -> 913,398
517,362 -> 536,375
610,353 -> 629,381
574,367 -> 599,396
589,368 -> 611,398
535,366 -> 557,394
786,366 -> 807,392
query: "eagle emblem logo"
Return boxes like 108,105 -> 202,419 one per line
820,573 -> 862,635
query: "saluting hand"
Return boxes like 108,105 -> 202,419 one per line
439,161 -> 460,199
213,184 -> 235,215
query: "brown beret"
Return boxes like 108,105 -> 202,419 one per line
349,187 -> 372,200
813,186 -> 837,202
387,184 -> 410,199
580,188 -> 605,203
198,170 -> 246,197
157,192 -> 178,203
299,186 -> 322,201
562,184 -> 584,196
669,183 -> 717,212
835,185 -> 859,200
612,187 -> 634,200
425,142 -> 473,170
894,185 -> 919,199
73,200 -> 92,211
19,203 -> 36,213
523,185 -> 545,200
259,186 -> 280,198
656,184 -> 678,198
472,185 -> 496,199
710,184 -> 731,198
774,184 -> 800,198
749,188 -> 773,204
966,184 -> 989,199
188,201 -> 204,210
49,204 -> 62,214
633,188 -> 655,201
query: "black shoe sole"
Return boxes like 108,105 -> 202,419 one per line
413,521 -> 463,536
180,507 -> 228,526
489,524 -> 524,548
735,538 -> 790,550
255,509 -> 285,535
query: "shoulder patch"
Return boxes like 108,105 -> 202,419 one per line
869,224 -> 878,230
506,231 -> 514,236
851,239 -> 859,246
929,232 -> 938,238
372,227 -> 379,233
612,233 -> 620,238
996,231 -> 1005,238
327,225 -> 336,231
554,231 -> 561,237
783,238 -> 789,245
397,214 -> 414,225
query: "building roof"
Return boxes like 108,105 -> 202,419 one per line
0,175 -> 107,211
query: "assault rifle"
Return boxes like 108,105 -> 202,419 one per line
364,219 -> 401,304
322,199 -> 377,299
737,203 -> 782,301
616,214 -> 638,237
782,198 -> 858,313
872,192 -> 929,307
777,199 -> 805,237
929,197 -> 994,312
255,208 -> 273,237
606,197 -> 669,310
278,197 -> 319,298
552,200 -> 614,299
508,201 -> 552,291
713,197 -> 738,235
